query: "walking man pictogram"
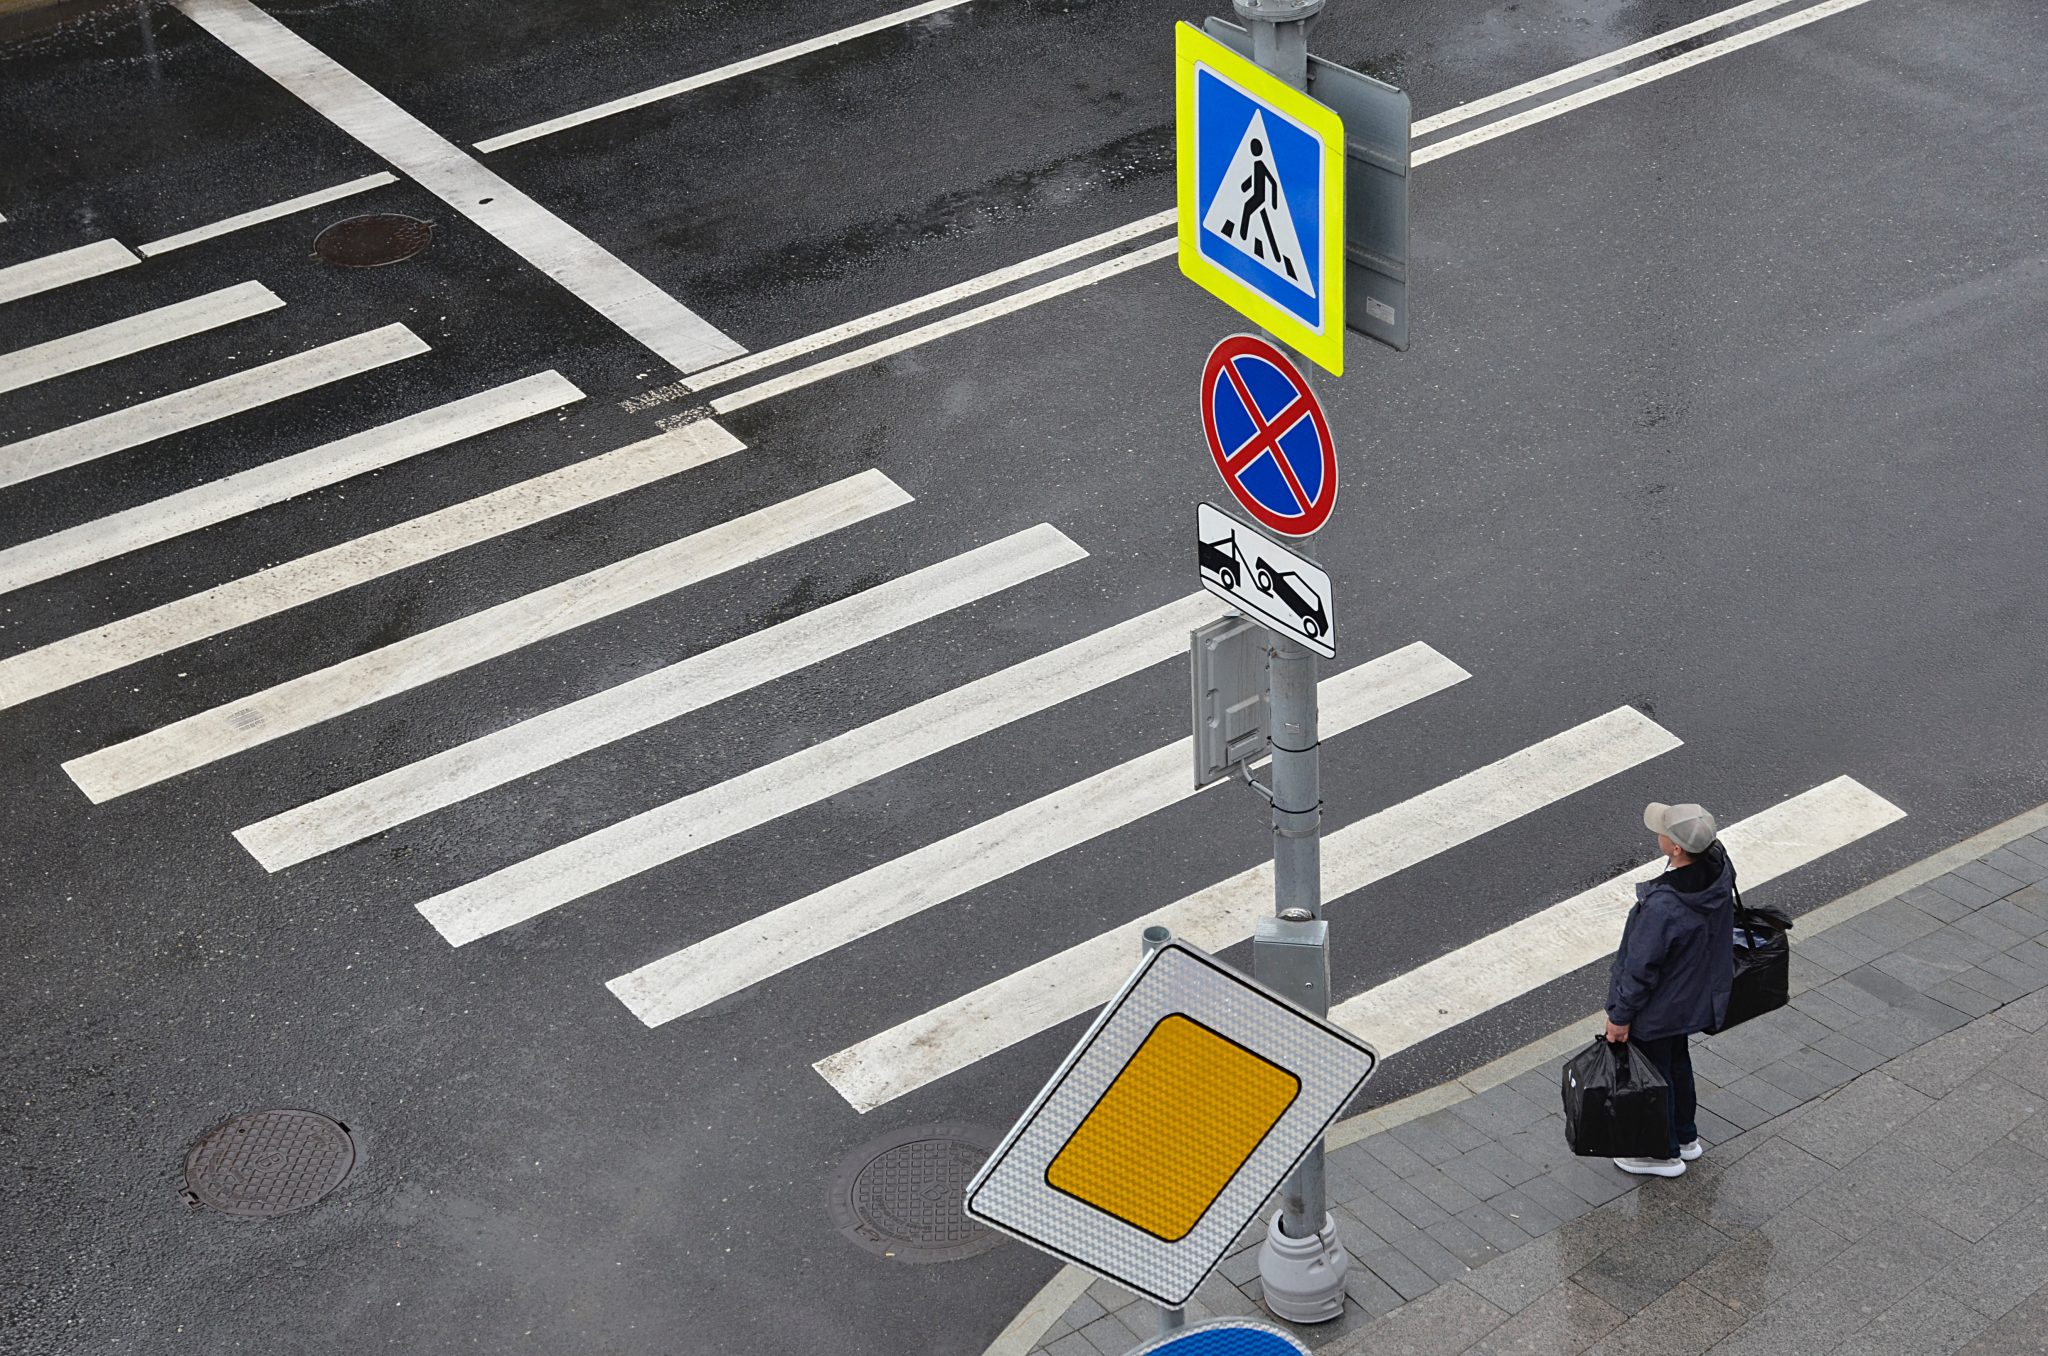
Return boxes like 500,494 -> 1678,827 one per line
1223,139 -> 1296,281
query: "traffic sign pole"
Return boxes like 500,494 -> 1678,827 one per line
1231,0 -> 1350,1327
1141,923 -> 1189,1339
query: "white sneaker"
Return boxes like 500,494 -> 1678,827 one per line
1613,1156 -> 1687,1178
1679,1139 -> 1705,1161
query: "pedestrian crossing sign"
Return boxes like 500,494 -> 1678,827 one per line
1176,22 -> 1347,376
962,940 -> 1377,1308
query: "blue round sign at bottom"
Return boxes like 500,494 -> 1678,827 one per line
1128,1319 -> 1312,1356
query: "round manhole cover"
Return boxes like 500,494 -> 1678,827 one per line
828,1121 -> 1002,1262
184,1110 -> 355,1218
313,213 -> 434,267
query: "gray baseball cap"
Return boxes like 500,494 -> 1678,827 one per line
1644,802 -> 1718,853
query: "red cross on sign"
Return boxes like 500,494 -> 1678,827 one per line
1200,334 -> 1338,537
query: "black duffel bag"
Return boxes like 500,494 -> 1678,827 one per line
1561,1037 -> 1671,1159
1716,883 -> 1794,1032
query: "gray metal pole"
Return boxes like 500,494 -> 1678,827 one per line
1235,0 -> 1348,1325
1140,924 -> 1187,1336
1270,636 -> 1325,1241
1234,0 -> 1330,1250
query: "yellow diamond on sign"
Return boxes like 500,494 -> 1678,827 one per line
963,941 -> 1377,1309
1047,1014 -> 1299,1241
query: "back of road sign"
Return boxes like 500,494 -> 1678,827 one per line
1176,22 -> 1347,376
1205,17 -> 1412,353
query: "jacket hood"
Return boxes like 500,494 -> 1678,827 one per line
1635,842 -> 1736,915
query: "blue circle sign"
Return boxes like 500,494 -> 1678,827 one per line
1130,1319 -> 1312,1356
1201,334 -> 1338,537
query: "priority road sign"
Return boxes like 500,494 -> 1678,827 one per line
963,941 -> 1377,1309
1175,22 -> 1347,375
1123,1319 -> 1312,1356
1198,502 -> 1335,659
1202,334 -> 1337,537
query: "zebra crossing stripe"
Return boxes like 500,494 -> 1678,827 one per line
1327,775 -> 1905,1054
0,419 -> 747,714
0,371 -> 584,597
813,706 -> 1683,1113
0,324 -> 428,490
61,469 -> 911,803
414,592 -> 1224,947
607,641 -> 1469,1028
0,239 -> 139,306
0,281 -> 283,396
137,173 -> 399,257
233,523 -> 1089,871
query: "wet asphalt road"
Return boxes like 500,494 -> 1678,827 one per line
2,1 -> 2045,1353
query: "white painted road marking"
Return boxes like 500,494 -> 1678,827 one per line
234,524 -> 1088,871
1327,776 -> 1906,1054
0,420 -> 747,714
137,173 -> 399,257
684,210 -> 1177,392
176,0 -> 745,374
0,371 -> 584,598
474,0 -> 977,154
710,239 -> 1178,414
0,281 -> 283,396
1410,0 -> 1804,137
416,592 -> 1221,947
62,469 -> 910,803
0,239 -> 138,306
0,324 -> 428,491
815,706 -> 1683,1112
1412,0 -> 1885,165
608,642 -> 1469,1028
700,0 -> 1883,406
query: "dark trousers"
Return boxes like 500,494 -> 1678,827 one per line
1631,1033 -> 1697,1160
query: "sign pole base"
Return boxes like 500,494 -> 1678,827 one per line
1255,1209 -> 1347,1323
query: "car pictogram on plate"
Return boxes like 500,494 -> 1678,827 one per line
1254,559 -> 1327,640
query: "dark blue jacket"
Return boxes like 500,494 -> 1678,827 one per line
1607,844 -> 1737,1040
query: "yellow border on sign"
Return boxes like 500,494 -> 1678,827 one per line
1175,21 -> 1346,376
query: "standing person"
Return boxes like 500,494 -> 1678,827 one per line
1604,802 -> 1736,1178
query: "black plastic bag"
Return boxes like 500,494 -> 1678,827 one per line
1717,885 -> 1793,1033
1561,1037 -> 1671,1159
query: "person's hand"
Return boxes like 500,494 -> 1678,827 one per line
1604,1019 -> 1630,1044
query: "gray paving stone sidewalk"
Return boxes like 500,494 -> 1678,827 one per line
1028,829 -> 2048,1356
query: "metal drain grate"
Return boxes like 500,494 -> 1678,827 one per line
313,213 -> 434,267
184,1109 -> 355,1218
828,1122 -> 1002,1263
